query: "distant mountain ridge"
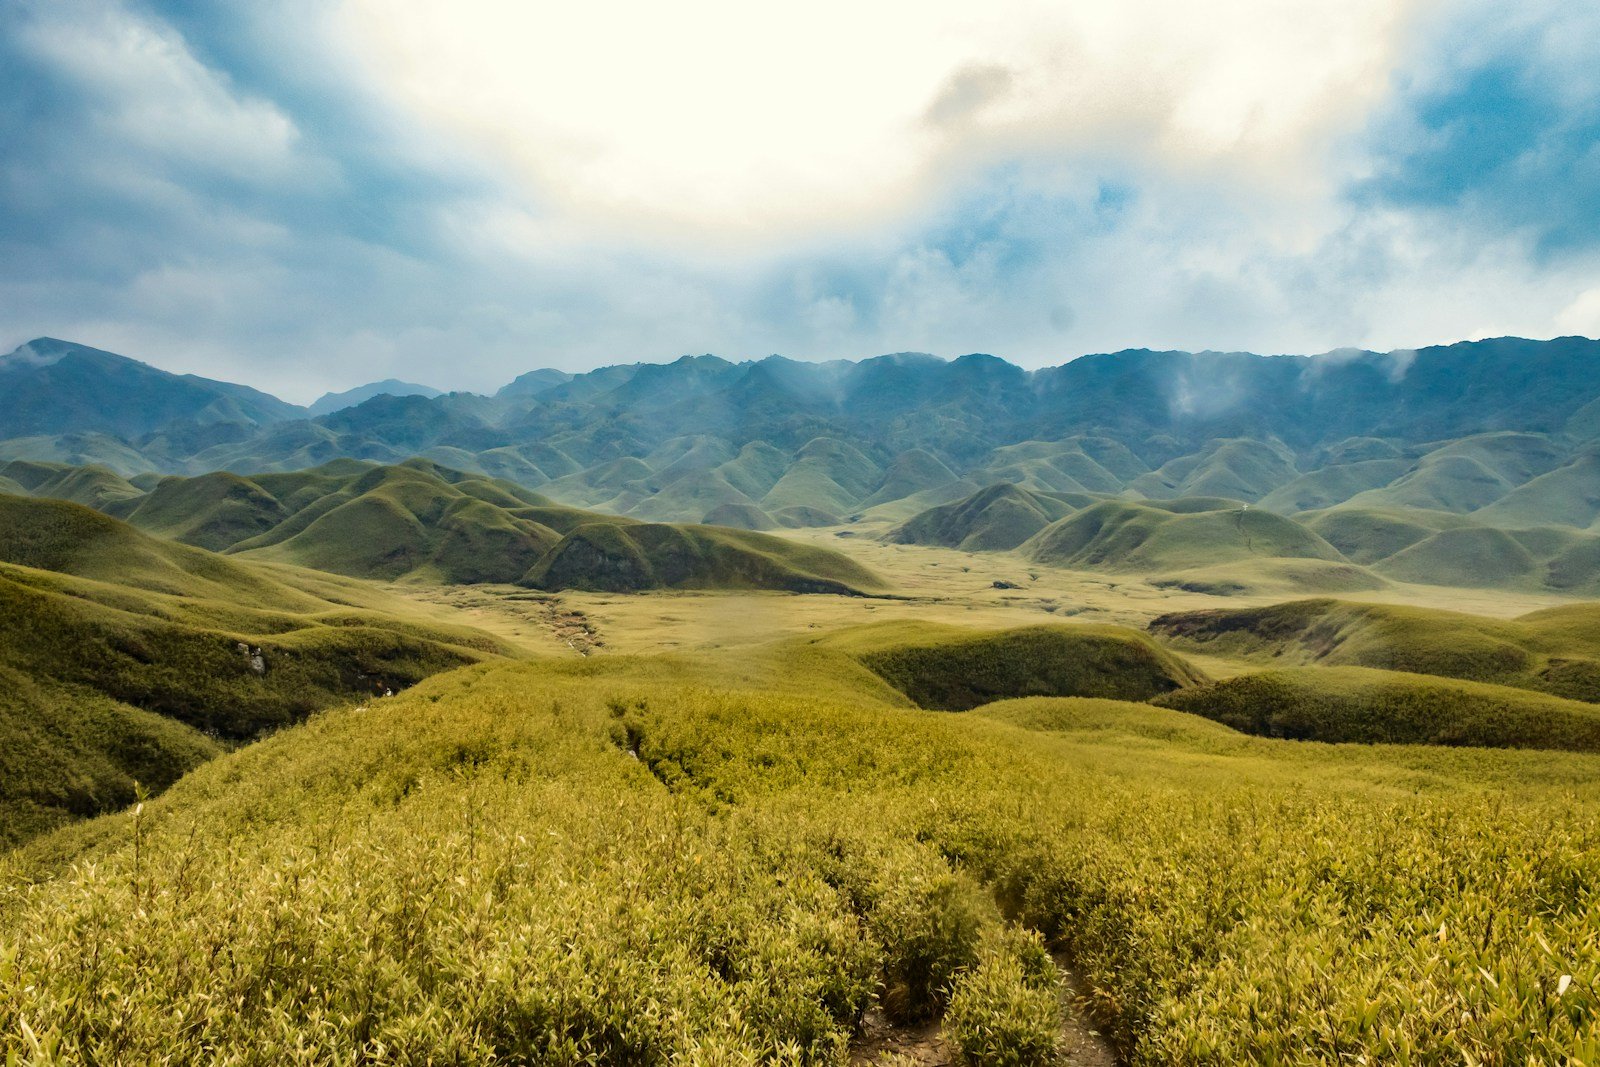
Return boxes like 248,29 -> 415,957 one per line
0,338 -> 302,440
6,334 -> 1600,530
0,457 -> 883,594
308,379 -> 442,416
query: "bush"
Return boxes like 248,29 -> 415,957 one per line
946,926 -> 1063,1066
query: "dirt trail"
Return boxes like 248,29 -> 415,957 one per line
502,592 -> 602,656
389,585 -> 602,657
848,953 -> 1117,1066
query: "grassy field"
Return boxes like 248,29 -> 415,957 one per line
0,494 -> 518,847
6,637 -> 1600,1063
10,489 -> 1600,1061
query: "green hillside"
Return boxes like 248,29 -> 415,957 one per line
1155,665 -> 1600,751
1297,505 -> 1477,564
0,493 -> 511,846
1127,438 -> 1298,502
811,620 -> 1207,709
887,483 -> 1078,551
1023,498 -> 1347,573
1473,450 -> 1600,528
6,459 -> 875,593
760,438 -> 883,516
1151,598 -> 1600,702
700,501 -> 776,529
1255,458 -> 1411,513
1374,526 -> 1541,587
859,448 -> 961,507
7,631 -> 1600,1061
523,522 -> 884,594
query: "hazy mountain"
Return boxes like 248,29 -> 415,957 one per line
495,367 -> 575,399
308,379 -> 443,416
10,334 -> 1600,528
7,457 -> 882,593
0,338 -> 302,439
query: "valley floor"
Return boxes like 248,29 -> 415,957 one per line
7,524 -> 1600,1063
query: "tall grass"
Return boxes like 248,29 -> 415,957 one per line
4,648 -> 1600,1062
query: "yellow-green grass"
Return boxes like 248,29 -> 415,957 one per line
809,619 -> 1207,709
0,494 -> 516,845
1154,664 -> 1600,751
1126,438 -> 1298,502
1298,504 -> 1479,564
1150,597 -> 1600,702
700,501 -> 777,530
7,645 -> 1600,1062
525,522 -> 885,595
1022,499 -> 1356,583
30,458 -> 883,594
888,483 -> 1077,552
1146,557 -> 1386,596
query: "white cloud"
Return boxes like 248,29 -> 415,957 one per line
338,0 -> 1431,242
17,1 -> 309,183
1558,288 -> 1600,337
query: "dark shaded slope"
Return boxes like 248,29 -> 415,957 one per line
0,493 -> 510,845
522,522 -> 884,594
809,620 -> 1207,710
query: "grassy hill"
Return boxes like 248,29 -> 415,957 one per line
7,459 -> 879,593
1126,438 -> 1299,502
1473,449 -> 1600,528
1297,504 -> 1478,564
6,628 -> 1600,1061
1151,598 -> 1600,702
1022,498 -> 1349,574
523,522 -> 884,595
1255,458 -> 1411,513
887,483 -> 1080,551
808,620 -> 1207,709
1154,665 -> 1600,751
0,493 -> 512,846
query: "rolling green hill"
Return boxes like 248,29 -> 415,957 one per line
14,336 -> 1600,537
1255,458 -> 1411,513
1297,505 -> 1478,564
1150,598 -> 1600,703
1022,498 -> 1346,572
887,483 -> 1080,551
1154,665 -> 1600,752
6,459 -> 879,593
1127,438 -> 1299,502
0,493 -> 511,846
7,623 -> 1600,1061
1473,450 -> 1600,528
523,522 -> 884,595
810,620 -> 1207,709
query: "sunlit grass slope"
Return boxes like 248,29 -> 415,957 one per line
0,493 -> 512,846
809,620 -> 1207,709
887,483 -> 1079,552
1151,597 -> 1600,703
19,457 -> 883,593
6,644 -> 1600,1062
1155,665 -> 1600,751
524,521 -> 885,595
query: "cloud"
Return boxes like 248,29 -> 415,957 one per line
340,0 -> 1431,240
12,1 -> 308,184
1357,1 -> 1600,255
1,0 -> 1599,405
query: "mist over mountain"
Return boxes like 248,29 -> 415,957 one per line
0,338 -> 303,441
5,335 -> 1600,538
308,380 -> 443,417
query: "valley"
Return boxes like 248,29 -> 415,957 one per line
8,338 -> 1600,1062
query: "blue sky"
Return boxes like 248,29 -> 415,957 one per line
2,0 -> 1599,401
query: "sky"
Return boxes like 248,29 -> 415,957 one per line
2,0 -> 1599,402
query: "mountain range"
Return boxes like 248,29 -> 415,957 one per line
6,335 -> 1600,536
